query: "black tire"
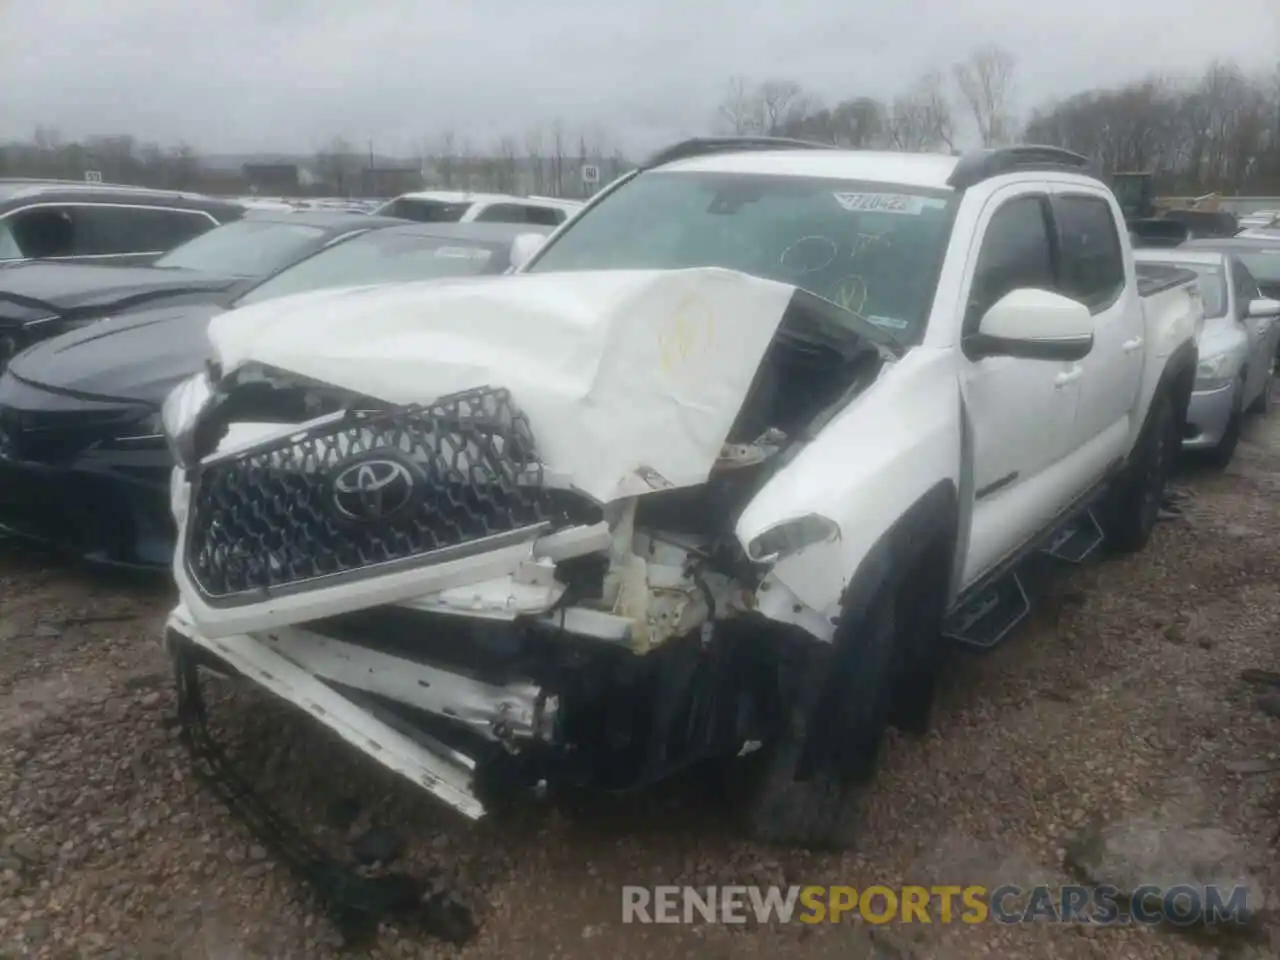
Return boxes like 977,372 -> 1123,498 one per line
1204,382 -> 1244,470
1101,389 -> 1178,553
743,584 -> 902,849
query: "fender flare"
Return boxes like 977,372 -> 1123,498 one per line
836,479 -> 959,626
1154,337 -> 1199,431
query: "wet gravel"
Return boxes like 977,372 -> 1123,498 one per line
4,416 -> 1280,958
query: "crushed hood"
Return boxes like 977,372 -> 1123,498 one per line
207,268 -> 797,503
9,302 -> 225,404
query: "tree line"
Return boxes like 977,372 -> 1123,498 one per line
3,50 -> 1279,197
713,47 -> 1280,194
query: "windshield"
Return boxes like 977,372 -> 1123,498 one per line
153,219 -> 326,275
1236,249 -> 1280,284
234,230 -> 503,307
375,197 -> 472,223
527,171 -> 955,342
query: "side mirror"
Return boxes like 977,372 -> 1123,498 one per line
966,288 -> 1094,362
508,233 -> 547,272
1247,298 -> 1280,319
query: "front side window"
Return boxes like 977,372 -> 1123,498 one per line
1235,249 -> 1280,286
234,231 -> 501,307
966,195 -> 1055,330
153,219 -> 326,276
1156,262 -> 1227,319
1054,195 -> 1125,312
528,170 -> 955,342
0,219 -> 24,260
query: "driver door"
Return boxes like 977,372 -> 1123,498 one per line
957,188 -> 1083,587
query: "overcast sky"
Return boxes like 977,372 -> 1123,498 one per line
2,0 -> 1277,157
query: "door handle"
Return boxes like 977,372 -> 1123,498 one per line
1122,337 -> 1144,353
1054,366 -> 1083,388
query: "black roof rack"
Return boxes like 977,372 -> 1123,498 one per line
946,145 -> 1092,190
639,136 -> 838,170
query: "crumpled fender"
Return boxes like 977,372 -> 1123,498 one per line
736,348 -> 962,639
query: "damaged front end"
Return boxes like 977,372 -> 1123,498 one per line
164,269 -> 890,830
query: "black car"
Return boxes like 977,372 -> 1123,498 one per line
0,210 -> 409,368
0,179 -> 244,265
0,221 -> 549,567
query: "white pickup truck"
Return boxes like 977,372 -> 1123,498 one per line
161,140 -> 1202,854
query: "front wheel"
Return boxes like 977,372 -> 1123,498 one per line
742,585 -> 902,849
1204,382 -> 1244,470
1101,390 -> 1178,554
1248,365 -> 1273,416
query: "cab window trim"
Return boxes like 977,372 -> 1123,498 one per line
1049,191 -> 1127,316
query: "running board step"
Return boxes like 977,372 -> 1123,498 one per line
1040,510 -> 1104,564
943,574 -> 1030,650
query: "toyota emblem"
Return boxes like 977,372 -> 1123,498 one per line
329,455 -> 419,522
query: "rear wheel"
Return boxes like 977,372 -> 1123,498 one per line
1101,389 -> 1178,553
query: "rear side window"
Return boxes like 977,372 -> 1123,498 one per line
474,202 -> 565,226
5,204 -> 216,258
126,207 -> 216,250
1054,195 -> 1125,312
967,195 -> 1055,329
378,198 -> 471,223
1232,258 -> 1261,316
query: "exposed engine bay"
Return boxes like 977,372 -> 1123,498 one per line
169,270 -> 890,814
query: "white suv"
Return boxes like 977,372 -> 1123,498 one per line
373,190 -> 582,228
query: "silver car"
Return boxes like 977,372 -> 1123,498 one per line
1135,248 -> 1280,466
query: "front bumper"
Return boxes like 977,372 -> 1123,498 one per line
165,611 -> 483,824
1182,382 -> 1236,450
0,445 -> 173,566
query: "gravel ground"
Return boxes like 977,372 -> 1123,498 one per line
4,416 -> 1280,959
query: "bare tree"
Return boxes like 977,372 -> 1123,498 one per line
953,45 -> 1018,147
886,71 -> 955,152
716,76 -> 763,135
524,127 -> 546,194
314,136 -> 359,195
758,79 -> 806,134
1021,62 -> 1280,194
550,119 -> 567,197
779,96 -> 885,147
493,136 -> 519,194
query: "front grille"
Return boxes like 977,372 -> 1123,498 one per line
184,386 -> 582,601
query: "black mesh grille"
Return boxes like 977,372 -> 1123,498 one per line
185,386 -> 578,600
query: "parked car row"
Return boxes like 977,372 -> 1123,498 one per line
1132,231 -> 1280,466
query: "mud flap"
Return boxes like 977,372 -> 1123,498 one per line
171,637 -> 478,946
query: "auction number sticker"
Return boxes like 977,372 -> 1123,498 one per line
832,192 -> 926,215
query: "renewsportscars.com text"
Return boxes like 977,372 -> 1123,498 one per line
621,884 -> 1251,926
